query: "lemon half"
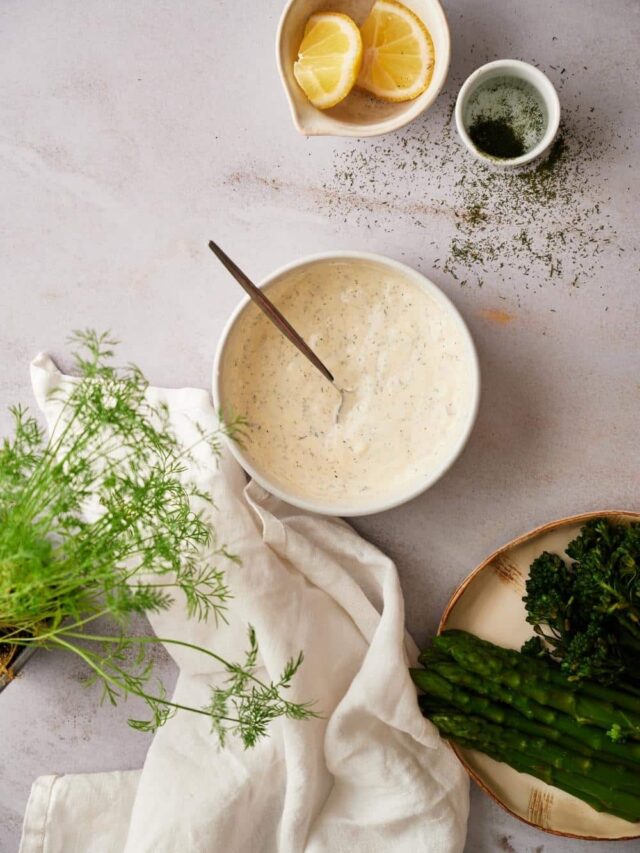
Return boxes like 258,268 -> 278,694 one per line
357,0 -> 435,103
293,12 -> 363,110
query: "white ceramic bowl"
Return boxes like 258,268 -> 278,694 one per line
276,0 -> 451,137
455,59 -> 561,167
212,251 -> 480,516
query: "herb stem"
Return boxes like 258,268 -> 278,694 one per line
63,631 -> 277,691
49,636 -> 243,725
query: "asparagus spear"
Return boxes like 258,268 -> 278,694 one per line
412,667 -> 640,779
434,631 -> 640,714
429,631 -> 640,737
414,680 -> 640,794
447,733 -> 640,825
419,654 -> 640,766
429,711 -> 640,823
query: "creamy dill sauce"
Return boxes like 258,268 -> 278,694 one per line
220,261 -> 474,508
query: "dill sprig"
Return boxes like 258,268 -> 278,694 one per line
0,331 -> 315,745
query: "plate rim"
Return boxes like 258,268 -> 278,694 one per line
437,508 -> 640,841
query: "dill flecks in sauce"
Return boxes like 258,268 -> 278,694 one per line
464,76 -> 546,160
219,260 -> 475,509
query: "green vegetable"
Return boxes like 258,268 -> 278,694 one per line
430,630 -> 640,738
523,518 -> 640,687
417,652 -> 640,765
412,668 -> 640,789
414,630 -> 640,822
434,709 -> 640,803
436,631 -> 640,714
0,331 -> 315,746
429,712 -> 640,824
451,735 -> 619,819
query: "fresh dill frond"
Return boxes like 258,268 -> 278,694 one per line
0,331 -> 314,746
205,627 -> 319,749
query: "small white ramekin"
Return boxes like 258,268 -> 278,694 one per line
455,59 -> 561,167
212,251 -> 480,517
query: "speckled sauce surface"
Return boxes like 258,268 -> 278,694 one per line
1,1 -> 639,851
219,258 -> 476,510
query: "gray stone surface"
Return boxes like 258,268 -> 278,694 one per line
1,0 -> 639,850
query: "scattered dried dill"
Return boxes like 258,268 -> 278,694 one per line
321,69 -> 622,291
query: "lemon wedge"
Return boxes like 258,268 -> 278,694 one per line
357,0 -> 435,102
293,12 -> 363,110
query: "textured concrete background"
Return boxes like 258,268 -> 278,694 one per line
1,0 -> 639,850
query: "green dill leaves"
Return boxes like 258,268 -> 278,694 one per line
206,628 -> 318,749
0,331 -> 313,747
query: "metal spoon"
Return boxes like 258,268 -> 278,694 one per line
208,241 -> 349,419
209,241 -> 333,382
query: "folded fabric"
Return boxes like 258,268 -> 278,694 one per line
20,354 -> 469,853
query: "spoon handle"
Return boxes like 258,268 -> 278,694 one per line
208,240 -> 334,384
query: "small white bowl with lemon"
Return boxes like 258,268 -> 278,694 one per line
276,0 -> 450,137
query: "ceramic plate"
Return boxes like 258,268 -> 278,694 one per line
438,510 -> 640,840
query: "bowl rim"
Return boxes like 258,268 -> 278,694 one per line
454,58 -> 561,167
212,250 -> 480,517
275,0 -> 452,138
438,508 -> 640,841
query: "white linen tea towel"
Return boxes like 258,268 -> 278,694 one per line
20,354 -> 469,853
